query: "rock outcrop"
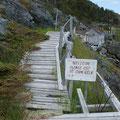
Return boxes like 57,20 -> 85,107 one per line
29,2 -> 54,28
0,14 -> 8,36
1,0 -> 35,29
106,43 -> 120,60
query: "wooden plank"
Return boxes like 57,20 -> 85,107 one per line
27,102 -> 70,111
25,82 -> 58,89
28,109 -> 63,115
27,65 -> 56,70
28,57 -> 56,61
29,54 -> 55,57
27,60 -> 56,64
29,90 -> 68,97
46,117 -> 120,120
30,51 -> 55,54
31,96 -> 70,104
29,74 -> 57,80
31,79 -> 57,84
56,45 -> 64,90
29,88 -> 68,94
97,72 -> 120,112
69,80 -> 73,100
77,88 -> 89,113
28,69 -> 54,75
48,112 -> 120,119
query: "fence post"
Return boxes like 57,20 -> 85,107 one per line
84,81 -> 88,102
70,16 -> 73,38
59,26 -> 64,60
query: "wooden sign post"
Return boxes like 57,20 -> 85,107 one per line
65,58 -> 97,101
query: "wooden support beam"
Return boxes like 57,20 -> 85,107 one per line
69,80 -> 73,100
77,88 -> 89,113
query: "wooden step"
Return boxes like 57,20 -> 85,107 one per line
30,51 -> 55,54
27,102 -> 70,111
31,96 -> 70,104
26,61 -> 56,66
28,69 -> 55,74
31,79 -> 57,84
29,54 -> 55,57
28,57 -> 56,61
29,74 -> 57,80
25,82 -> 58,89
28,65 -> 56,70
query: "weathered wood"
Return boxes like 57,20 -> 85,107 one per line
56,45 -> 64,90
29,54 -> 55,57
77,88 -> 89,113
69,80 -> 73,100
28,57 -> 56,61
29,69 -> 55,75
84,81 -> 88,102
29,74 -> 57,80
26,61 -> 56,65
59,27 -> 64,59
25,82 -> 58,89
97,72 -> 120,112
31,79 -> 57,84
23,32 -> 70,113
28,65 -> 56,70
70,16 -> 73,37
27,102 -> 70,111
48,112 -> 120,120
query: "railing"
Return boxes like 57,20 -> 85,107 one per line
57,16 -> 120,114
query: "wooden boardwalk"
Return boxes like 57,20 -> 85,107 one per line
24,31 -> 70,114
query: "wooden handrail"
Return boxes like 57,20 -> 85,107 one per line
56,45 -> 64,90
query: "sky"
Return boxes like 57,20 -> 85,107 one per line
90,0 -> 120,14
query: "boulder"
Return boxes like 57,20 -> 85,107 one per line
0,14 -> 8,36
29,2 -> 54,28
106,43 -> 120,60
1,0 -> 35,29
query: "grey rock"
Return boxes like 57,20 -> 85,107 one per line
104,32 -> 113,40
96,56 -> 109,68
2,0 -> 35,29
0,14 -> 8,36
106,43 -> 120,60
30,2 -> 54,28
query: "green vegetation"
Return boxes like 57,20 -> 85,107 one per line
115,28 -> 120,42
71,38 -> 109,113
0,22 -> 49,120
36,26 -> 59,34
55,0 -> 119,25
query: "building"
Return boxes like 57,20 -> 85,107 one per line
86,28 -> 105,48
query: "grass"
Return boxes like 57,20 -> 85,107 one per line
114,28 -> 120,42
36,26 -> 59,34
0,21 -> 49,119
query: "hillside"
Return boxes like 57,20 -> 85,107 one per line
55,0 -> 119,25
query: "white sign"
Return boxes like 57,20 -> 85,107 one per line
65,58 -> 97,82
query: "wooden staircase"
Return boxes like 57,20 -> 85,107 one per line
24,31 -> 70,114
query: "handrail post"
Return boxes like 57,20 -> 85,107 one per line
59,26 -> 64,60
70,16 -> 73,39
